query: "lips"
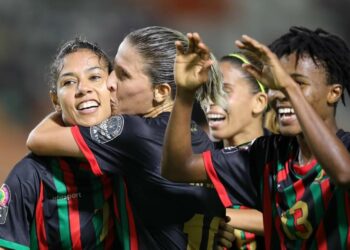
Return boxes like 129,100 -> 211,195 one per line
277,107 -> 297,125
77,100 -> 99,110
206,113 -> 226,128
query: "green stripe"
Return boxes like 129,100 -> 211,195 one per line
118,178 -> 130,250
91,176 -> 104,250
335,188 -> 347,249
309,181 -> 323,223
0,239 -> 29,250
30,219 -> 39,250
51,159 -> 72,250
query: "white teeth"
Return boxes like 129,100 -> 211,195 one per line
78,100 -> 99,110
207,114 -> 225,120
278,108 -> 295,115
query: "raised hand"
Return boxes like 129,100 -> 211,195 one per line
235,35 -> 294,91
174,32 -> 213,94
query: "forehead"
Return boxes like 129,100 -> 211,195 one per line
60,50 -> 103,73
279,52 -> 327,81
114,39 -> 145,72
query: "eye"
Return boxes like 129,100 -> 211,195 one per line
62,79 -> 76,86
89,75 -> 102,81
116,67 -> 130,80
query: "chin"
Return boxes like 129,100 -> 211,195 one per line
279,126 -> 302,137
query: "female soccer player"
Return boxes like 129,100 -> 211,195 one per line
162,27 -> 350,249
27,26 -> 234,249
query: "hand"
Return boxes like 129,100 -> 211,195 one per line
174,32 -> 213,94
235,35 -> 294,91
216,216 -> 235,249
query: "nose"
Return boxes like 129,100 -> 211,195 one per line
268,89 -> 286,103
107,71 -> 117,92
76,79 -> 92,96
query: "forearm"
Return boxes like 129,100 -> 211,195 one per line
162,89 -> 208,182
285,84 -> 350,187
226,208 -> 264,235
26,112 -> 83,157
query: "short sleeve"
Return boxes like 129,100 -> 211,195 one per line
203,148 -> 260,209
0,154 -> 40,250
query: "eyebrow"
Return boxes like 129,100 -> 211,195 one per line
290,73 -> 308,79
59,66 -> 105,78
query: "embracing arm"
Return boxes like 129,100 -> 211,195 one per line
26,112 -> 83,157
226,208 -> 264,235
236,35 -> 350,188
162,33 -> 213,183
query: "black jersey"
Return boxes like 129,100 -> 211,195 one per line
0,153 -> 121,250
71,112 -> 225,250
204,129 -> 350,249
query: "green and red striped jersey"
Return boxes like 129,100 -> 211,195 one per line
204,129 -> 350,249
0,153 -> 124,250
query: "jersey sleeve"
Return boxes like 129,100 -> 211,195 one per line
202,148 -> 260,209
0,154 -> 40,250
71,115 -> 160,176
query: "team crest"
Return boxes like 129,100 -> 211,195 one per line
90,115 -> 124,144
0,184 -> 11,224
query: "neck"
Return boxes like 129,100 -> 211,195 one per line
143,100 -> 174,118
223,123 -> 264,147
296,117 -> 338,165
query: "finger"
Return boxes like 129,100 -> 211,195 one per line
197,42 -> 210,60
175,40 -> 186,55
187,33 -> 195,53
242,63 -> 263,82
217,237 -> 233,249
241,34 -> 274,58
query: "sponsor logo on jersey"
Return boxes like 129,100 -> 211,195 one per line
0,184 -> 11,224
50,192 -> 82,201
90,115 -> 124,144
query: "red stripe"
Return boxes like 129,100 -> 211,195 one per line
59,159 -> 82,250
123,180 -> 139,250
71,126 -> 103,176
292,179 -> 305,201
274,213 -> 286,250
315,221 -> 328,250
320,179 -> 331,209
104,216 -> 115,250
345,192 -> 350,249
202,151 -> 232,207
113,193 -> 120,222
35,181 -> 48,250
263,164 -> 272,250
293,159 -> 317,176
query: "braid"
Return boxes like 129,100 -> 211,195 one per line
269,26 -> 350,104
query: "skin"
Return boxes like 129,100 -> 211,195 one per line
161,32 -> 350,240
206,61 -> 267,147
26,35 -> 235,248
236,35 -> 350,187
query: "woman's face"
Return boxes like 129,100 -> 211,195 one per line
206,61 -> 259,141
108,39 -> 154,116
53,49 -> 111,126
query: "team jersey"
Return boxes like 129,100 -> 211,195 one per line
71,112 -> 226,250
204,129 -> 350,249
0,153 -> 122,250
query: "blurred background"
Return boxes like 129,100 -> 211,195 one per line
1,0 -> 350,182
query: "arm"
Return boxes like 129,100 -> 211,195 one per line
236,35 -> 350,188
162,33 -> 213,182
226,208 -> 263,235
26,112 -> 83,157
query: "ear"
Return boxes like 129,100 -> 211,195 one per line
49,91 -> 62,112
252,92 -> 268,116
327,83 -> 342,105
153,83 -> 172,103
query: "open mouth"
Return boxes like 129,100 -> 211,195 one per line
77,100 -> 99,111
277,107 -> 297,124
206,113 -> 226,127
